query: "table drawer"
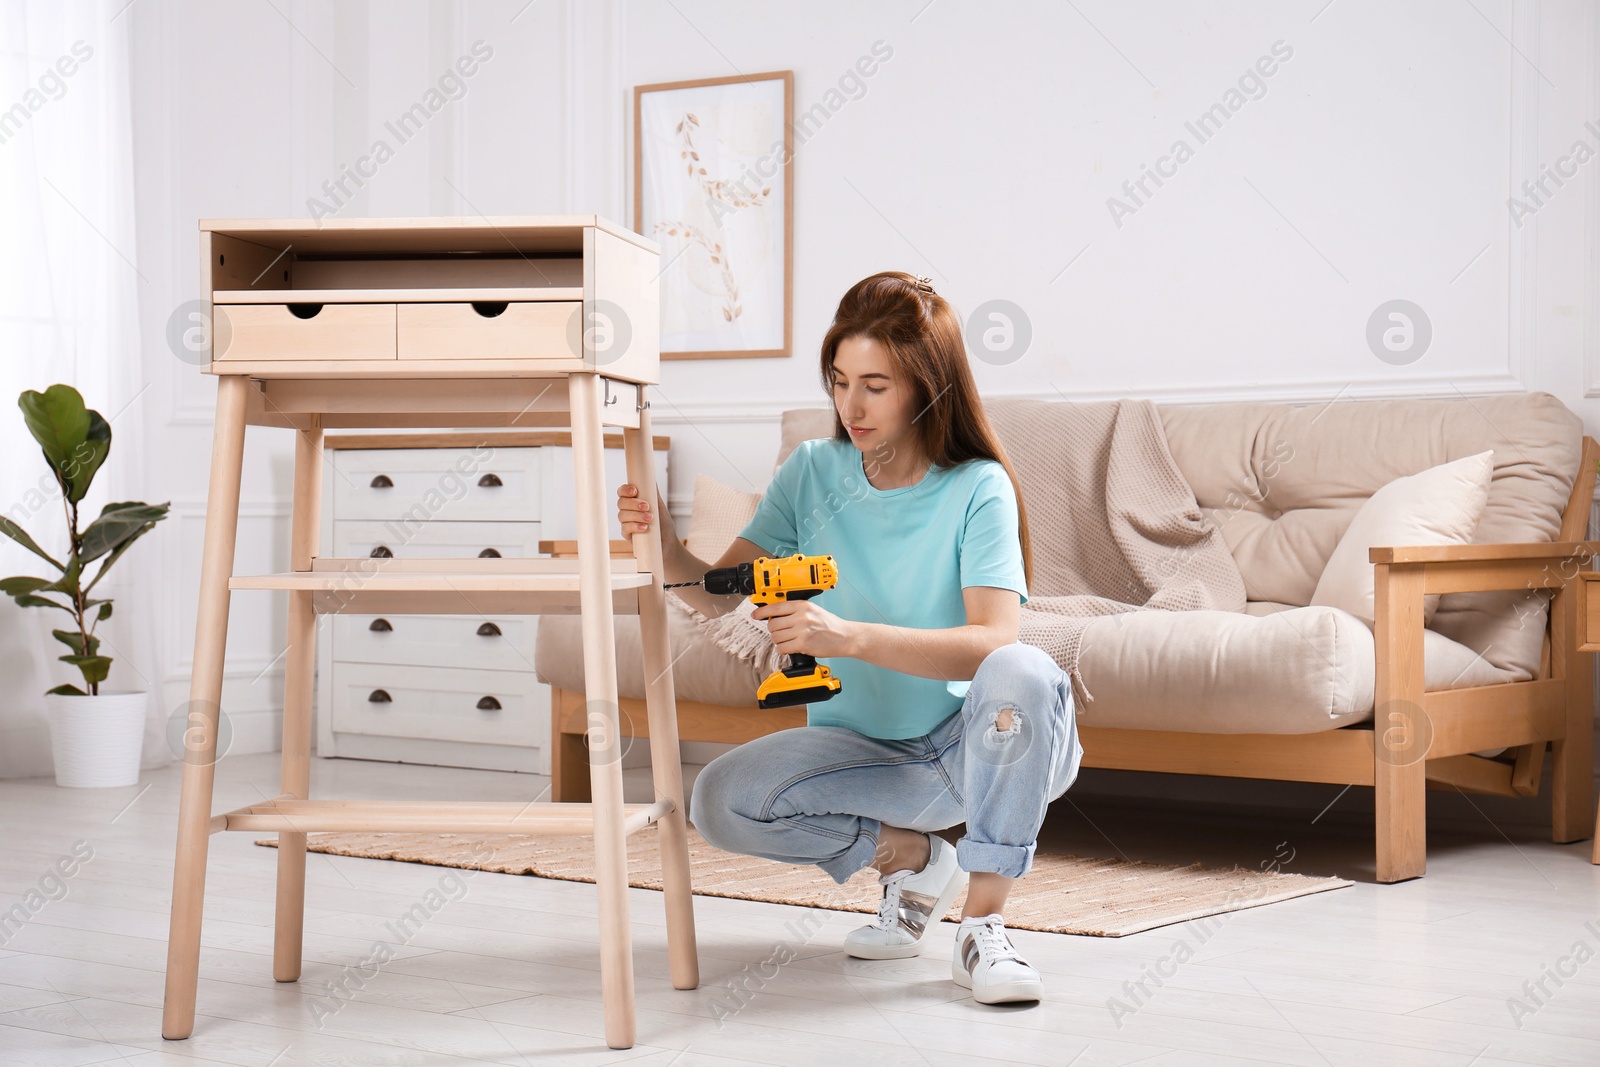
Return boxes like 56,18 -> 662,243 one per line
329,662 -> 544,747
332,519 -> 543,561
214,303 -> 395,361
333,612 -> 538,671
332,447 -> 540,522
397,301 -> 581,360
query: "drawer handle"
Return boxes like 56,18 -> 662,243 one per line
471,301 -> 509,318
476,622 -> 502,637
370,474 -> 394,488
287,303 -> 324,319
368,618 -> 393,632
478,473 -> 503,487
476,696 -> 502,711
370,545 -> 393,558
368,689 -> 393,703
478,547 -> 502,558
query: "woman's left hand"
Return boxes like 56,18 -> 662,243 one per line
751,599 -> 857,659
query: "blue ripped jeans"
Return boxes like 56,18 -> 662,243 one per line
689,642 -> 1082,882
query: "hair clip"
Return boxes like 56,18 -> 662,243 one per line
913,275 -> 935,294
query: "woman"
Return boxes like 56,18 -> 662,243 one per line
616,271 -> 1081,1005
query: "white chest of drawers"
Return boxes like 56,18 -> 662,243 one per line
313,430 -> 669,774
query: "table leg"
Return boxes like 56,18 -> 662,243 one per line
275,421 -> 322,980
163,374 -> 250,1039
624,393 -> 699,991
570,372 -> 636,1050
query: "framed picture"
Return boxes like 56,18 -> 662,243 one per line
633,70 -> 794,360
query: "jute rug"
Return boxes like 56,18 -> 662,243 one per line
256,828 -> 1349,937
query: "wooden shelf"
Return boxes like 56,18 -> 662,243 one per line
230,570 -> 653,592
201,213 -> 656,255
215,796 -> 674,835
322,430 -> 670,451
231,555 -> 650,592
213,287 -> 584,304
229,558 -> 655,615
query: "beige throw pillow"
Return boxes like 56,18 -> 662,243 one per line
1309,450 -> 1494,625
685,474 -> 763,564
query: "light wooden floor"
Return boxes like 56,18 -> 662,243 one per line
2,751 -> 1598,1066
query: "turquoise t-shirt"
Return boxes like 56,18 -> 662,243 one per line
735,436 -> 1029,740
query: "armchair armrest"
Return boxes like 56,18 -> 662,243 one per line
1369,541 -> 1600,565
1368,541 -> 1600,595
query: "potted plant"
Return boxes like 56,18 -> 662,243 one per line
0,384 -> 169,787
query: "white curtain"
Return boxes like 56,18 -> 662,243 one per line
0,0 -> 164,777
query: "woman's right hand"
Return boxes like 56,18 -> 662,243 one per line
617,482 -> 669,539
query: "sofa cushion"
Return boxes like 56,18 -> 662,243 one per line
1309,450 -> 1494,625
1158,392 -> 1580,681
685,474 -> 763,563
1074,601 -> 1516,733
534,604 -> 765,709
533,599 -> 1519,732
778,407 -> 837,465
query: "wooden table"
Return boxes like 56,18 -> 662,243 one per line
161,216 -> 697,1051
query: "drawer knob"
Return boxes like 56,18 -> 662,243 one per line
478,547 -> 502,558
370,545 -> 393,558
368,618 -> 393,632
370,474 -> 394,488
471,301 -> 509,318
477,473 -> 503,488
287,303 -> 324,320
476,696 -> 502,711
367,689 -> 392,703
476,622 -> 502,637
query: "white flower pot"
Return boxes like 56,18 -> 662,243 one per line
45,690 -> 148,788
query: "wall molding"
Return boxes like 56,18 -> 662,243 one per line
1509,0 -> 1540,391
1583,0 -> 1600,397
644,371 -> 1533,428
565,0 -> 583,215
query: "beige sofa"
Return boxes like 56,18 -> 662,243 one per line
535,392 -> 1598,882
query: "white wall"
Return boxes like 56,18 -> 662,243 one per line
31,0 -> 1589,777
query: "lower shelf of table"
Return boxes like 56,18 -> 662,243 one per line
213,796 -> 674,836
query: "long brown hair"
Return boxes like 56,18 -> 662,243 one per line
818,270 -> 1034,591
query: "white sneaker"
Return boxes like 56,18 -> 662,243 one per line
843,833 -> 967,959
952,913 -> 1044,1003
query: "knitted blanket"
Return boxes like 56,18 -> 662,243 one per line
666,398 -> 1247,706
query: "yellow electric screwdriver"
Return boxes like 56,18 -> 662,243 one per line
669,553 -> 842,709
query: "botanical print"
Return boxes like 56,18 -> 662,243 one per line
636,74 -> 790,357
654,110 -> 776,325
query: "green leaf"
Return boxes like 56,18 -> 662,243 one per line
19,384 -> 90,490
16,385 -> 111,502
42,555 -> 81,600
14,594 -> 72,613
83,507 -> 166,595
80,501 -> 168,564
63,410 -> 111,503
95,601 -> 112,621
52,629 -> 99,658
58,654 -> 112,687
85,531 -> 140,591
45,683 -> 87,697
0,516 -> 64,570
0,576 -> 51,597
